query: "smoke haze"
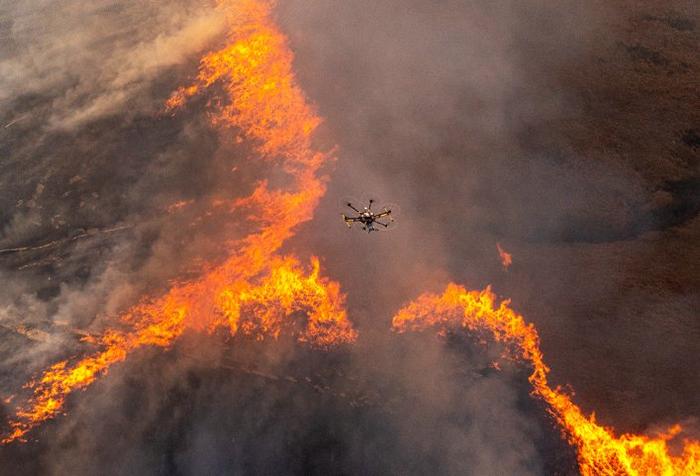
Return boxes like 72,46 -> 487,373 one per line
1,0 -> 698,474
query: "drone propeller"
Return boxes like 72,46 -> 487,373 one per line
341,214 -> 354,228
338,195 -> 400,232
376,202 -> 400,232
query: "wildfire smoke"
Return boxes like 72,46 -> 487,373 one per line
1,0 -> 355,444
392,284 -> 700,475
2,2 -> 698,476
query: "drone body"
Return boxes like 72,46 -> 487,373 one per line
341,199 -> 395,233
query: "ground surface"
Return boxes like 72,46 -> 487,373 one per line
0,0 -> 698,474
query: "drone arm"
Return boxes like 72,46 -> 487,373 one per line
346,203 -> 361,213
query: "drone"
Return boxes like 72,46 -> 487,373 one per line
341,199 -> 395,233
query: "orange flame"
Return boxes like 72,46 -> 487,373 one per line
3,3 -> 698,475
392,284 -> 700,475
496,242 -> 512,270
2,0 -> 355,444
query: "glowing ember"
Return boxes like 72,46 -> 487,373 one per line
1,0 -> 355,444
392,284 -> 700,476
496,243 -> 512,270
166,199 -> 194,213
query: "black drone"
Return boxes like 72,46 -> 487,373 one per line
341,199 -> 395,233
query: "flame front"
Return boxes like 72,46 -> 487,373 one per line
392,284 -> 700,475
2,0 -> 356,444
3,2 -> 699,475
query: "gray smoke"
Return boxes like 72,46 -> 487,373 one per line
280,0 -> 700,433
1,0 -> 698,474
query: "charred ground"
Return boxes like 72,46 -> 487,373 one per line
0,332 -> 578,475
0,0 -> 698,474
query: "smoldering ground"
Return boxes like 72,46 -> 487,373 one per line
0,0 -> 699,474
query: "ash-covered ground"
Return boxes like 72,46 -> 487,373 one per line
1,0 -> 698,474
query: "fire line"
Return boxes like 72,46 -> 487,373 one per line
1,0 -> 356,444
2,2 -> 699,476
392,285 -> 700,475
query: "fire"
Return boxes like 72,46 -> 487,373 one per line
166,199 -> 194,213
1,0 -> 355,444
3,257 -> 353,443
496,242 -> 512,270
392,284 -> 700,475
2,2 -> 698,475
